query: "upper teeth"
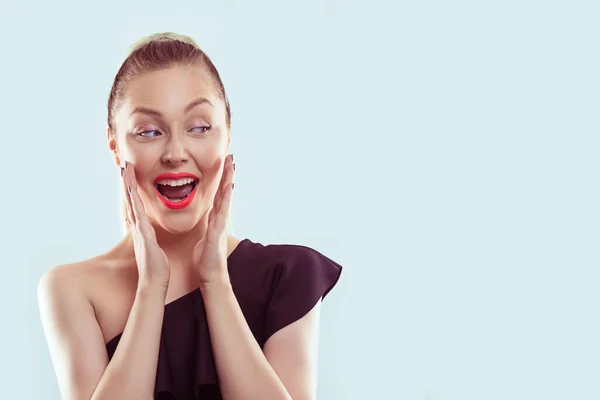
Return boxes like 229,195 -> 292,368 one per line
156,177 -> 196,186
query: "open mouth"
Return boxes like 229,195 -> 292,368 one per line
154,177 -> 199,202
153,173 -> 200,209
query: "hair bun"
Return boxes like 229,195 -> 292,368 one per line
128,32 -> 200,54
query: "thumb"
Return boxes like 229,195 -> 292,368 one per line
193,235 -> 207,254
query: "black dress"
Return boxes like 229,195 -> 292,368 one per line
105,238 -> 343,399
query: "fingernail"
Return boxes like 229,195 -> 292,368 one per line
124,161 -> 129,170
233,163 -> 236,171
120,167 -> 124,177
231,154 -> 234,163
128,186 -> 131,194
232,183 -> 235,190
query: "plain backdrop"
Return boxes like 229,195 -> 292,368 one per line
1,1 -> 599,399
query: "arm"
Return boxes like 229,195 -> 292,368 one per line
38,265 -> 167,400
194,155 -> 323,399
92,281 -> 166,400
200,277 -> 321,400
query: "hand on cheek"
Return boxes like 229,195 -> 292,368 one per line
192,153 -> 235,286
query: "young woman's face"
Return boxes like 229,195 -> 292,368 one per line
110,65 -> 229,234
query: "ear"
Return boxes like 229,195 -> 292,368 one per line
107,126 -> 122,168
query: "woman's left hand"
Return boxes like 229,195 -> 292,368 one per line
193,153 -> 235,286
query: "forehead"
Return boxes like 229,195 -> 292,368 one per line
119,66 -> 221,117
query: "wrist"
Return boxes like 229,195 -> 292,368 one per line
198,272 -> 232,294
137,279 -> 168,298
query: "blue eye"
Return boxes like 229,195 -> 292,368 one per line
137,130 -> 161,137
134,126 -> 210,138
190,125 -> 211,134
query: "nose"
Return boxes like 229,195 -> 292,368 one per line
161,135 -> 189,167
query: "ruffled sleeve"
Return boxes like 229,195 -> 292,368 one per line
263,245 -> 343,343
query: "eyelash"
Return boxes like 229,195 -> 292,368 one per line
135,125 -> 211,137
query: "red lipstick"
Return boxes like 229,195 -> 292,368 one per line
153,172 -> 199,210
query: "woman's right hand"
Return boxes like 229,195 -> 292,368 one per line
122,161 -> 170,290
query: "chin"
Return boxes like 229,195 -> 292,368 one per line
153,210 -> 203,235
144,185 -> 206,234
157,219 -> 198,235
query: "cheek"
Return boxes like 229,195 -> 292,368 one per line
199,157 -> 224,188
190,139 -> 227,173
119,143 -> 160,184
193,152 -> 226,195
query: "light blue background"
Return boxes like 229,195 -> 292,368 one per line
1,1 -> 598,399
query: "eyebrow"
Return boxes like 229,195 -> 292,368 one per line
129,97 -> 213,118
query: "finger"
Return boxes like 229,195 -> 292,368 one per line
122,162 -> 135,226
129,184 -> 152,236
215,154 -> 234,213
213,181 -> 233,236
124,163 -> 151,236
212,185 -> 232,234
208,206 -> 216,223
217,155 -> 235,215
129,180 -> 149,236
213,154 -> 232,209
221,181 -> 234,218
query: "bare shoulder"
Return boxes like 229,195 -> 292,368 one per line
37,251 -> 138,399
38,252 -> 138,343
38,252 -> 136,301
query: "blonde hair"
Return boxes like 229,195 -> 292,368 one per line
109,32 -> 233,235
129,32 -> 201,50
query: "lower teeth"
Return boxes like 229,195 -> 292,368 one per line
157,182 -> 196,203
165,195 -> 187,202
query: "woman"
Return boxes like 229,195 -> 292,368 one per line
38,32 -> 342,400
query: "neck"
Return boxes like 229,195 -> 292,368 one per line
118,213 -> 232,271
154,217 -> 209,270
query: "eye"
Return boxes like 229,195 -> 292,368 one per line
137,130 -> 162,138
190,125 -> 211,135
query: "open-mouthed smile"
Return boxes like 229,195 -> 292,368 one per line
153,172 -> 199,210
